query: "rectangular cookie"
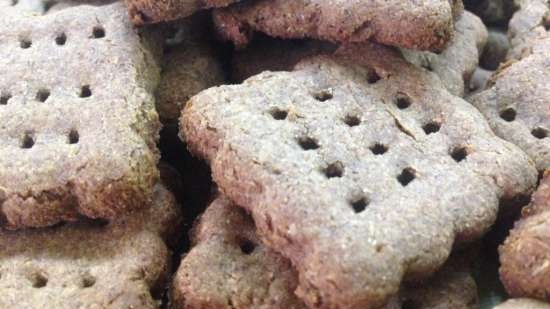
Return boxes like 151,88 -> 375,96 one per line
0,183 -> 183,309
0,2 -> 162,229
181,42 -> 537,309
171,195 -> 479,309
213,0 -> 462,51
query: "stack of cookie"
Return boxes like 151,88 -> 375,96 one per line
0,0 -> 548,308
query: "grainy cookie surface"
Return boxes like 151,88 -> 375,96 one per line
0,2 -> 161,229
181,43 -> 537,309
172,195 -> 478,309
500,170 -> 550,301
470,36 -> 549,172
507,0 -> 549,60
124,0 -> 239,26
0,184 -> 182,309
213,0 -> 461,51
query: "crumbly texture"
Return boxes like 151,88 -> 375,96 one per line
231,36 -> 337,83
401,11 -> 488,97
500,170 -> 550,301
213,0 -> 462,51
157,43 -> 225,123
507,0 -> 549,60
480,28 -> 510,71
470,36 -> 549,172
0,184 -> 183,309
494,299 -> 550,309
181,43 -> 537,309
172,195 -> 478,309
124,0 -> 239,26
0,2 -> 162,229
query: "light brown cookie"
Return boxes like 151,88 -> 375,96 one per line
499,170 -> 550,301
494,299 -> 550,309
0,184 -> 183,309
171,195 -> 478,309
181,43 -> 537,309
0,2 -> 162,229
470,36 -> 549,172
401,11 -> 488,97
507,0 -> 549,60
124,0 -> 239,26
213,0 -> 462,51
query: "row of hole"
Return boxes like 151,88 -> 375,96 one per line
19,130 -> 79,149
25,271 -> 96,289
500,108 -> 548,139
18,27 -> 105,49
0,86 -> 92,105
271,107 -> 442,136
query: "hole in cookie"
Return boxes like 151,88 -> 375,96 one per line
500,108 -> 516,122
19,38 -> 32,49
80,274 -> 96,288
532,127 -> 548,139
36,89 -> 50,102
21,133 -> 35,149
370,143 -> 388,155
80,85 -> 92,98
366,68 -> 381,84
344,115 -> 361,127
270,108 -> 288,120
350,196 -> 369,213
10,0 -> 18,5
313,89 -> 333,102
397,168 -> 416,186
68,129 -> 79,144
323,162 -> 344,178
240,240 -> 256,255
29,272 -> 48,288
55,33 -> 66,45
395,94 -> 411,109
0,94 -> 11,105
451,146 -> 468,162
92,26 -> 105,39
422,121 -> 441,135
297,136 -> 319,151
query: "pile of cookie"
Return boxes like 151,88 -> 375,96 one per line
0,0 -> 548,308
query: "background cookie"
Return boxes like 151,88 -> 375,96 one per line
507,0 -> 549,60
499,170 -> 550,301
181,43 -> 537,309
213,0 -> 462,51
0,184 -> 183,309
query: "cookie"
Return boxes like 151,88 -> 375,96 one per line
469,36 -> 549,172
124,0 -> 239,26
232,12 -> 486,97
507,0 -> 549,60
479,28 -> 510,70
494,299 -> 550,309
171,195 -> 478,309
499,170 -> 550,301
401,11 -> 488,97
0,2 -> 162,229
157,41 -> 225,123
213,0 -> 462,51
181,43 -> 537,309
0,183 -> 183,309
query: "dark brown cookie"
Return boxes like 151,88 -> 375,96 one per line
181,43 -> 537,309
172,195 -> 478,309
0,2 -> 162,229
0,184 -> 183,309
500,170 -> 550,301
124,0 -> 239,26
213,0 -> 462,51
